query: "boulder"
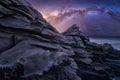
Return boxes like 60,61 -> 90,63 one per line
102,43 -> 114,51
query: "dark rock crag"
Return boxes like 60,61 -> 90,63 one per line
0,0 -> 120,80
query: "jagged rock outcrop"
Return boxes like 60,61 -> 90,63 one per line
0,0 -> 120,80
63,24 -> 89,48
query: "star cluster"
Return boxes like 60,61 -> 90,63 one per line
28,0 -> 120,37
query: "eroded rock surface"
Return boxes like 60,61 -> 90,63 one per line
0,0 -> 120,80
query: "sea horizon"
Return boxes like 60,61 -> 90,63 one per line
90,37 -> 120,50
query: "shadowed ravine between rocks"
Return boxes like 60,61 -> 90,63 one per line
0,0 -> 120,80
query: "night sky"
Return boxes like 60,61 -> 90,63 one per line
28,0 -> 120,37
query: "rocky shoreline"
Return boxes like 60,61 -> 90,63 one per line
0,0 -> 120,80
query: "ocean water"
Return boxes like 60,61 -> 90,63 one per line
90,37 -> 120,50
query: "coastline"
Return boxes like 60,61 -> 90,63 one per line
90,37 -> 120,50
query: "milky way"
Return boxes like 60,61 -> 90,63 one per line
28,0 -> 120,37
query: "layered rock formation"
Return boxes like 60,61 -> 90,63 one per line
0,0 -> 120,80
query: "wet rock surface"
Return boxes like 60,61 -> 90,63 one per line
0,0 -> 120,80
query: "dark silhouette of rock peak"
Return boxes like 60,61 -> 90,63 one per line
0,0 -> 57,32
63,24 -> 89,43
63,24 -> 80,35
